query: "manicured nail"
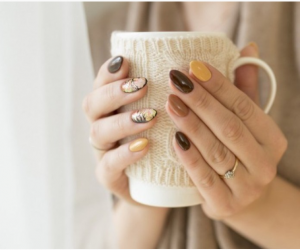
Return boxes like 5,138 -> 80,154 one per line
108,56 -> 123,73
190,61 -> 212,82
169,70 -> 194,93
248,42 -> 259,57
175,132 -> 190,151
132,109 -> 157,123
168,94 -> 189,117
129,138 -> 148,152
122,77 -> 147,93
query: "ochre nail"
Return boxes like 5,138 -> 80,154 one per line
132,109 -> 157,123
248,42 -> 259,57
190,61 -> 212,82
122,77 -> 147,93
168,94 -> 189,117
169,70 -> 194,93
175,132 -> 190,151
129,138 -> 148,152
108,56 -> 123,73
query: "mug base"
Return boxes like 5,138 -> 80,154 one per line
129,177 -> 202,207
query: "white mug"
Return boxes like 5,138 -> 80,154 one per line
111,31 -> 276,207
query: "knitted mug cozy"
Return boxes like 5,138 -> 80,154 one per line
110,32 -> 241,206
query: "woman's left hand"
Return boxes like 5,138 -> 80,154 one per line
166,44 -> 287,220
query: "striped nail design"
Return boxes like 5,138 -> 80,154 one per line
122,77 -> 147,93
132,109 -> 157,123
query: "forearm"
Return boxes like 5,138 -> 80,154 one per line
113,201 -> 170,248
224,176 -> 300,248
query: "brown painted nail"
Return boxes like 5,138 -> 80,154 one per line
132,109 -> 157,123
169,70 -> 194,93
108,56 -> 123,73
129,138 -> 148,152
175,132 -> 190,151
168,94 -> 189,117
122,77 -> 147,93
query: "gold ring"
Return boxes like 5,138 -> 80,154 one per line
89,137 -> 104,151
220,157 -> 239,179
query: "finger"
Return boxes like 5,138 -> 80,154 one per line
235,43 -> 260,105
169,70 -> 264,172
188,61 -> 280,147
93,56 -> 129,89
173,132 -> 231,211
166,94 -> 251,192
96,138 -> 149,203
83,77 -> 148,122
91,109 -> 157,151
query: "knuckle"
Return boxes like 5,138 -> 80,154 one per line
186,156 -> 201,170
104,84 -> 118,100
113,116 -> 127,132
82,94 -> 92,115
278,136 -> 288,155
194,91 -> 210,110
264,164 -> 277,184
189,121 -> 202,136
211,77 -> 227,95
208,140 -> 231,165
259,157 -> 277,185
222,116 -> 244,142
233,96 -> 255,122
197,170 -> 217,189
90,122 -> 100,140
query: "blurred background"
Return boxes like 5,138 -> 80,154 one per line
0,2 -> 125,248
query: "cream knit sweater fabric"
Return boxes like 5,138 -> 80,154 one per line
111,32 -> 240,187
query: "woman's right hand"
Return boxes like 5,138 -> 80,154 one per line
82,56 -> 157,205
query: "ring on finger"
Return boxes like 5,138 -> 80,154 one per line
220,157 -> 239,179
89,137 -> 106,151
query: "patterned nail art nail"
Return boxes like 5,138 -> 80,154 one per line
132,109 -> 157,123
122,77 -> 147,93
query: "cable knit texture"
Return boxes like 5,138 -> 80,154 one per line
111,32 -> 240,187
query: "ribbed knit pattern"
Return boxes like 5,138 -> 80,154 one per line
111,32 -> 240,187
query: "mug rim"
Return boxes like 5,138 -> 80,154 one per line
113,31 -> 227,39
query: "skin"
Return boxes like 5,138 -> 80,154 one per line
83,45 -> 300,248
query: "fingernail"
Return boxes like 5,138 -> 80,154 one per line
169,70 -> 194,93
129,138 -> 148,152
131,109 -> 157,123
190,61 -> 212,82
248,42 -> 259,57
168,94 -> 189,117
108,56 -> 123,73
175,132 -> 190,151
122,77 -> 147,93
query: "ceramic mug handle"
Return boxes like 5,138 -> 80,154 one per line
233,57 -> 277,114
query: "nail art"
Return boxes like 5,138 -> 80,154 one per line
190,61 -> 212,82
168,94 -> 189,117
169,70 -> 194,93
122,77 -> 147,93
108,56 -> 123,73
132,109 -> 157,123
175,132 -> 190,151
129,138 -> 148,152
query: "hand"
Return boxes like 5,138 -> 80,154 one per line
82,56 -> 157,205
166,44 -> 288,219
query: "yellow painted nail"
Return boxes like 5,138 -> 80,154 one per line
129,138 -> 148,152
190,60 -> 212,82
248,42 -> 259,57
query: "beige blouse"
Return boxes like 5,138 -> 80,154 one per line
84,2 -> 300,248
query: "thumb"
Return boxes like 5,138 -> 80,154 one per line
234,42 -> 260,105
